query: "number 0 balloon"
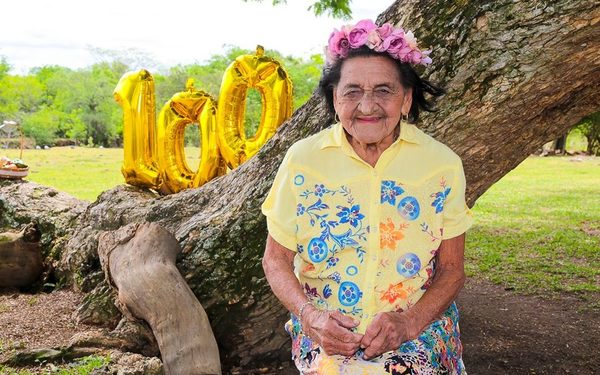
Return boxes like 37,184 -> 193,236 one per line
217,46 -> 293,168
114,47 -> 293,194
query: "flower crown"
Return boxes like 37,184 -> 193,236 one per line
326,19 -> 432,66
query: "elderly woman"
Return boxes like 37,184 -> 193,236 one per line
262,19 -> 473,374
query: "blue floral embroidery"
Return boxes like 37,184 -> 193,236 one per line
328,271 -> 341,284
338,281 -> 362,306
381,180 -> 405,205
299,183 -> 367,265
297,244 -> 304,253
314,184 -> 326,197
326,257 -> 339,269
338,305 -> 364,316
296,203 -> 305,216
336,205 -> 365,227
431,187 -> 451,213
398,196 -> 420,221
323,284 -> 332,299
397,253 -> 422,277
307,238 -> 328,263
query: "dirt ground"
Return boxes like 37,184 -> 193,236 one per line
458,279 -> 599,375
1,278 -> 598,374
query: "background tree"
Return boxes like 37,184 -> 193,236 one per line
575,112 -> 600,155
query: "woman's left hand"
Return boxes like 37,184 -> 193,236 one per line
359,311 -> 418,360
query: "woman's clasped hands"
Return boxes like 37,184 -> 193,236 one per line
301,306 -> 363,357
301,307 -> 418,360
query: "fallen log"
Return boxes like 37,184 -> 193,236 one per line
98,222 -> 221,375
0,223 -> 43,287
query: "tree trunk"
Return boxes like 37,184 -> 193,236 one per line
1,0 -> 598,371
0,223 -> 42,287
97,222 -> 221,375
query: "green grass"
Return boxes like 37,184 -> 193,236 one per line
466,156 -> 600,303
0,355 -> 110,374
2,147 -> 201,202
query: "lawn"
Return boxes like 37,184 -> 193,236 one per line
2,147 -> 200,202
2,146 -> 599,305
466,155 -> 600,306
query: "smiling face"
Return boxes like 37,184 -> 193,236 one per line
333,55 -> 412,146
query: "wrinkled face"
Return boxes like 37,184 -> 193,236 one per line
333,56 -> 412,145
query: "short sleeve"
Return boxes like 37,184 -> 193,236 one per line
441,159 -> 474,240
261,149 -> 298,251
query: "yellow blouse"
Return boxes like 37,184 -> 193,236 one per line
262,122 -> 474,334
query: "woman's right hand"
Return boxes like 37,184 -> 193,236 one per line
301,306 -> 363,356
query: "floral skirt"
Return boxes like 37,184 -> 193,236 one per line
285,302 -> 466,375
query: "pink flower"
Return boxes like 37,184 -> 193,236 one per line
407,50 -> 422,65
404,30 -> 418,49
328,29 -> 350,58
347,19 -> 377,48
324,19 -> 433,67
366,29 -> 383,50
377,23 -> 394,39
382,30 -> 406,56
354,19 -> 377,32
393,45 -> 415,62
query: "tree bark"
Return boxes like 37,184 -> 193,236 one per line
1,0 -> 598,371
0,223 -> 42,287
97,222 -> 221,375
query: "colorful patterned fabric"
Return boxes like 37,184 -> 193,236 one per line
262,122 -> 473,373
286,303 -> 465,374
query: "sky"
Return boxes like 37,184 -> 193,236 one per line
1,0 -> 392,74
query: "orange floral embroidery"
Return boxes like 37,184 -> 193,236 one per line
302,263 -> 315,273
379,218 -> 408,250
380,282 -> 409,304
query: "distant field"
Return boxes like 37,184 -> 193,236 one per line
2,147 -> 200,201
2,146 -> 599,305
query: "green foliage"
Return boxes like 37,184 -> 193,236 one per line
246,0 -> 352,19
574,112 -> 600,155
0,47 -> 322,148
565,127 -> 588,152
309,0 -> 352,19
0,57 -> 10,80
154,46 -> 322,142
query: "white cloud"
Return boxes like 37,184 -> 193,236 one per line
0,0 -> 392,73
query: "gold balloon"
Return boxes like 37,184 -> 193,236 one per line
157,80 -> 222,194
114,70 -> 161,188
217,46 -> 293,169
115,48 -> 291,194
